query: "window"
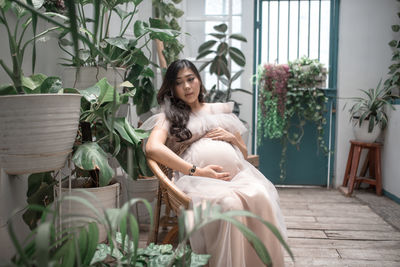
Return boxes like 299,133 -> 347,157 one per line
182,0 -> 244,90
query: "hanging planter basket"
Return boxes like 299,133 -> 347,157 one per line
0,94 -> 81,174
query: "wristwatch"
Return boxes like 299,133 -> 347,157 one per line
188,165 -> 196,176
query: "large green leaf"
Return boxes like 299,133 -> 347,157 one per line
96,78 -> 120,105
21,74 -> 47,91
84,223 -> 99,264
131,49 -> 149,66
134,20 -> 147,37
0,84 -> 18,95
229,47 -> 246,66
104,37 -> 130,51
229,33 -> 247,42
217,42 -> 228,56
213,23 -> 227,33
79,82 -> 102,103
197,40 -> 217,54
72,142 -> 114,187
209,33 -> 226,39
38,76 -> 63,93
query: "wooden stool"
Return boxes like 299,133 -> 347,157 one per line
342,140 -> 383,196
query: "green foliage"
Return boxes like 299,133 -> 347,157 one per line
348,80 -> 396,132
23,172 -> 56,230
153,0 -> 184,65
72,142 -> 115,187
0,0 -> 61,93
257,57 -> 328,179
56,0 -> 180,68
384,5 -> 400,97
197,23 -> 250,112
0,74 -> 69,95
78,78 -> 153,185
8,196 -> 292,266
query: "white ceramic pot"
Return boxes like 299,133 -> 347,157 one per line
62,66 -> 125,90
0,94 -> 81,174
352,119 -> 382,143
57,182 -> 120,243
116,175 -> 159,225
129,177 -> 159,225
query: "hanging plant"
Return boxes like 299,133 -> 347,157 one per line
257,64 -> 290,142
257,57 -> 328,180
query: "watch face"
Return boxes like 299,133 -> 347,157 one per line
190,167 -> 196,173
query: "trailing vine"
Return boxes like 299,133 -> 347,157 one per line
257,57 -> 328,180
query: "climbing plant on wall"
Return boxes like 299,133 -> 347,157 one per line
257,57 -> 328,179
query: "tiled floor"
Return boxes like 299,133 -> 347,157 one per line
139,187 -> 400,266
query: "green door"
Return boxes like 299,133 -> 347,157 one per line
253,0 -> 339,185
258,97 -> 336,185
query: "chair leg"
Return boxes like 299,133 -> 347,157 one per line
343,143 -> 355,187
162,225 -> 179,245
148,185 -> 162,245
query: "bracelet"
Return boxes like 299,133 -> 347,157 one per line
188,165 -> 196,176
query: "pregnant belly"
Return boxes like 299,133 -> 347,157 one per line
182,138 -> 243,177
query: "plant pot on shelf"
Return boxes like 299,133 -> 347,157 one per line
62,66 -> 125,90
0,94 -> 81,175
56,179 -> 121,243
352,118 -> 382,143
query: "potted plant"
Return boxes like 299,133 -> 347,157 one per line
58,0 -> 180,91
257,57 -> 328,179
55,78 -> 154,241
9,195 -> 293,266
23,78 -> 153,239
196,23 -> 250,115
348,80 -> 397,143
153,0 -> 184,68
0,1 -> 81,175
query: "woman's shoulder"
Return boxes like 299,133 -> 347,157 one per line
206,102 -> 234,114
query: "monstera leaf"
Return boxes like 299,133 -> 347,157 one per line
72,142 -> 115,187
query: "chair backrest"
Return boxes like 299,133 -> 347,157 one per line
147,159 -> 191,215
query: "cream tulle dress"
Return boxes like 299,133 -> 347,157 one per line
141,102 -> 286,267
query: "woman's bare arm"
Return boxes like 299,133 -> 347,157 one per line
146,125 -> 232,180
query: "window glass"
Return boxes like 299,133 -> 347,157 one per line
205,0 -> 229,15
232,0 -> 242,15
260,0 -> 331,69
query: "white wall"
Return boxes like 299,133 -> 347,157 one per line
335,0 -> 399,198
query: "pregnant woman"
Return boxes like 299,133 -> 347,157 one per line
142,59 -> 286,267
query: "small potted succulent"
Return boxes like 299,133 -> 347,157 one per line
348,80 -> 397,143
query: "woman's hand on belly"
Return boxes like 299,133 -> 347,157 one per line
195,165 -> 232,181
204,127 -> 236,144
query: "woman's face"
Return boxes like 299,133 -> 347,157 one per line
174,67 -> 201,106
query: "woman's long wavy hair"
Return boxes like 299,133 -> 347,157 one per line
157,59 -> 206,142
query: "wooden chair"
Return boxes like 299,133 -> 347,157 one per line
147,158 -> 191,244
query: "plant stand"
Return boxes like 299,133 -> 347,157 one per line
340,140 -> 383,197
